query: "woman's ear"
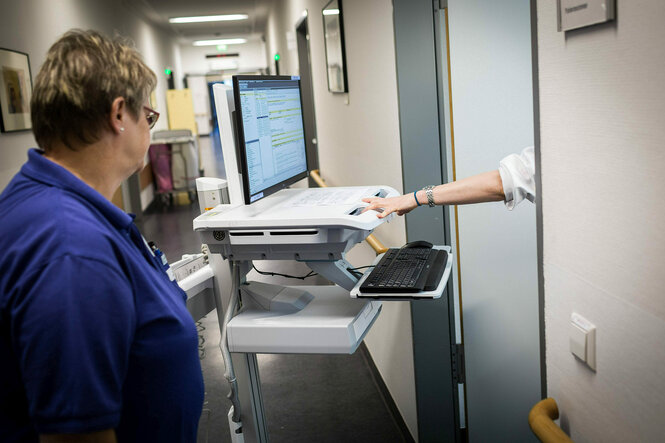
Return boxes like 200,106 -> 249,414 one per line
109,97 -> 126,134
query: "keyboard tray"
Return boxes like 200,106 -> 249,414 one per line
350,246 -> 453,300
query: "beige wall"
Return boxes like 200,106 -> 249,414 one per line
0,0 -> 178,191
537,1 -> 665,440
264,0 -> 414,438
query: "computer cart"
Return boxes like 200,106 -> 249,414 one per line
149,129 -> 201,206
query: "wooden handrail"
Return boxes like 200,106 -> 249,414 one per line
529,398 -> 573,443
309,169 -> 327,188
310,169 -> 388,255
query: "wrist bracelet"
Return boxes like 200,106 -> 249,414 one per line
423,185 -> 435,207
413,191 -> 421,207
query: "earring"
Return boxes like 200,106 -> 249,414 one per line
120,127 -> 125,132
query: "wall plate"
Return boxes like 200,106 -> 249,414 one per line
558,0 -> 615,32
570,312 -> 597,371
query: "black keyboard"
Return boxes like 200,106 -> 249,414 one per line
360,247 -> 448,293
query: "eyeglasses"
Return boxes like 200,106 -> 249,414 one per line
143,105 -> 160,130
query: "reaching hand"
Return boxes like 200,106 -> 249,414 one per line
361,194 -> 418,218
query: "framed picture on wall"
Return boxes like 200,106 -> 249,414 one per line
322,0 -> 349,93
0,48 -> 33,133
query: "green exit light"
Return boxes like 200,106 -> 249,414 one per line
274,53 -> 280,61
165,68 -> 172,76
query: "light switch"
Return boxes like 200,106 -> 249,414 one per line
570,312 -> 596,371
570,322 -> 586,359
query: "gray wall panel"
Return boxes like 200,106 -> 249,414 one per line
393,0 -> 459,441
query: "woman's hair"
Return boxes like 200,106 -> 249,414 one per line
31,29 -> 157,152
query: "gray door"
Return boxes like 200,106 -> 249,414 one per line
443,0 -> 541,440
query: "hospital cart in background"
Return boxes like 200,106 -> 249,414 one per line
149,129 -> 201,206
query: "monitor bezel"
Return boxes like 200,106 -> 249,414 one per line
232,74 -> 309,205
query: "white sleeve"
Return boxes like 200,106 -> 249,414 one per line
498,146 -> 535,210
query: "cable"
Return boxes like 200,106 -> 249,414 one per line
251,264 -> 375,281
347,269 -> 362,279
196,320 -> 206,360
347,265 -> 376,271
217,262 -> 242,423
346,265 -> 375,279
252,264 -> 318,280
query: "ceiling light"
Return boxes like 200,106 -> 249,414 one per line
193,38 -> 247,46
170,14 -> 248,24
322,9 -> 339,16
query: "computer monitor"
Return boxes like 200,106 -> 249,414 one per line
232,75 -> 309,204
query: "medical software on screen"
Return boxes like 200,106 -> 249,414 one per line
237,78 -> 308,202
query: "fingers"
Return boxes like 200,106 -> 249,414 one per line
377,206 -> 397,219
363,206 -> 387,216
362,197 -> 382,205
360,196 -> 408,218
360,201 -> 380,214
361,197 -> 385,214
361,202 -> 390,217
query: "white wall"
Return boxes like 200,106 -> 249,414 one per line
264,0 -> 414,438
537,1 -> 665,440
264,2 -> 290,75
0,0 -> 179,191
178,40 -> 268,75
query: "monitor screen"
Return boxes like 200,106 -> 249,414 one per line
232,75 -> 309,204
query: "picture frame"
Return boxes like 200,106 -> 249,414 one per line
0,48 -> 33,132
322,0 -> 349,93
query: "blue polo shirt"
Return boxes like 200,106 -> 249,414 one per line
0,149 -> 204,441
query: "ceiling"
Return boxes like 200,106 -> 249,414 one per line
129,0 -> 274,44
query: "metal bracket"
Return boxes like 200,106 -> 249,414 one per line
452,343 -> 466,384
304,257 -> 359,291
436,0 -> 448,11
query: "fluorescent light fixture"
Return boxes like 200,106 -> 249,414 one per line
170,14 -> 248,24
322,9 -> 339,16
193,38 -> 247,46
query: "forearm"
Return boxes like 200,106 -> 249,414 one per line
415,170 -> 505,206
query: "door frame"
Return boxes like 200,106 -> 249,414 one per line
393,0 -> 465,440
295,13 -> 320,187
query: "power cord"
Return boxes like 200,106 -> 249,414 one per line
251,264 -> 376,280
252,264 -> 318,280
196,320 -> 206,360
346,265 -> 375,279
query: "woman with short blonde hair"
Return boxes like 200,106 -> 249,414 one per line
0,29 -> 203,443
